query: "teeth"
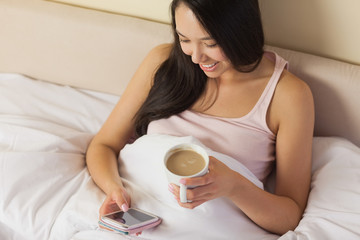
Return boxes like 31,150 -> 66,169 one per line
202,63 -> 216,68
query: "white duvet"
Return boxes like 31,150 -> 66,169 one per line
1,74 -> 360,240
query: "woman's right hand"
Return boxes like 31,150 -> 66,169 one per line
99,186 -> 131,216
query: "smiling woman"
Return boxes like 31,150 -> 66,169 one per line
86,0 -> 315,236
1,0 -> 360,239
174,3 -> 257,78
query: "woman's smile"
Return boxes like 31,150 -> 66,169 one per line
200,62 -> 219,72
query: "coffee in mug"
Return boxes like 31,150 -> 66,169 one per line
164,143 -> 209,203
166,150 -> 206,176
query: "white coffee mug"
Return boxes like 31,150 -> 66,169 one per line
164,143 -> 209,203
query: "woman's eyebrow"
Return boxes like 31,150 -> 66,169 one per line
176,29 -> 213,40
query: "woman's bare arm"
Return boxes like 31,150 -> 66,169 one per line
86,44 -> 171,214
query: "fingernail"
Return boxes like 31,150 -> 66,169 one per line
168,184 -> 175,193
121,203 -> 129,212
179,179 -> 186,185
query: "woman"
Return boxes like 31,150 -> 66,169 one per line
86,0 -> 314,235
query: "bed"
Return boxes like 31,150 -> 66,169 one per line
1,1 -> 360,240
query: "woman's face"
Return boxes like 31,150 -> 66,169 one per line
175,3 -> 234,79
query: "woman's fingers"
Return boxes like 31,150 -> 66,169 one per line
99,188 -> 131,216
168,156 -> 239,209
169,183 -> 214,204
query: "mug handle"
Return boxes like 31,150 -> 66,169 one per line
180,184 -> 187,203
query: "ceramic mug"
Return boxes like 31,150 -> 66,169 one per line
164,143 -> 209,203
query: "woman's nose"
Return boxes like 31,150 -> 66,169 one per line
191,46 -> 204,64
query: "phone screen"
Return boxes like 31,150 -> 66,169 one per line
104,209 -> 157,228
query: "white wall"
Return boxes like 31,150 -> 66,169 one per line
48,0 -> 360,65
259,0 -> 360,65
48,0 -> 172,23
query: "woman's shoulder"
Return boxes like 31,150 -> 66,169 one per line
271,70 -> 314,125
276,70 -> 313,103
146,43 -> 172,64
134,43 -> 172,80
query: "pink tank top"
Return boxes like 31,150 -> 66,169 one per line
147,52 -> 288,181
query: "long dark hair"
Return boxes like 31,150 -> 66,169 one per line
134,0 -> 264,137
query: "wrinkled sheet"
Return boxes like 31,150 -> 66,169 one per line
1,74 -> 360,240
115,134 -> 275,240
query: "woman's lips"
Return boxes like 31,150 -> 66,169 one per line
200,62 -> 218,72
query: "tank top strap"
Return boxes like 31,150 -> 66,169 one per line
261,51 -> 288,111
246,51 -> 288,133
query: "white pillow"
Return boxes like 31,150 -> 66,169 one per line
281,137 -> 360,239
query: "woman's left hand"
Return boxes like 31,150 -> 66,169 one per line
168,156 -> 239,209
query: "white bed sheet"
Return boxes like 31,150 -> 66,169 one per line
1,73 -> 360,240
0,73 -> 119,240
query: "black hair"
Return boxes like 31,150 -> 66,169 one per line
134,0 -> 264,137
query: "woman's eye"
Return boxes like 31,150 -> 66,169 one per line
205,43 -> 218,48
179,39 -> 189,43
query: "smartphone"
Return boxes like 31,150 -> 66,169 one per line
100,208 -> 160,231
